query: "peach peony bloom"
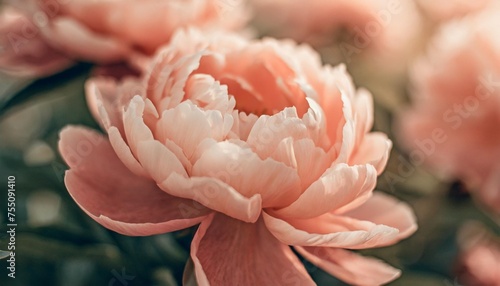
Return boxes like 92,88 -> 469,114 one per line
397,7 -> 500,213
59,29 -> 417,285
0,0 -> 247,77
455,223 -> 500,286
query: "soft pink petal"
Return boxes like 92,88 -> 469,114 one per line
270,138 -> 332,190
191,213 -> 315,286
246,107 -> 309,159
160,174 -> 262,223
296,247 -> 401,286
192,140 -> 302,208
341,192 -> 418,243
185,73 -> 236,113
263,212 -> 399,249
156,101 -> 233,160
353,89 -> 374,145
40,17 -> 130,63
108,126 -> 148,177
59,126 -> 209,236
350,133 -> 392,175
0,7 -> 72,77
123,96 -> 155,157
136,140 -> 188,183
274,163 -> 377,219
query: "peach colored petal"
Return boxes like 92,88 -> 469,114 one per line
123,96 -> 154,157
191,213 -> 315,286
85,79 -> 120,132
59,126 -> 209,236
0,7 -> 73,77
263,211 -> 399,249
160,174 -> 262,223
350,133 -> 392,175
108,126 -> 148,178
274,163 -> 377,219
155,101 -> 233,160
270,138 -> 332,190
295,246 -> 401,286
39,17 -> 130,63
341,192 -> 418,243
246,107 -> 309,158
353,88 -> 374,145
185,74 -> 236,113
192,140 -> 302,208
136,140 -> 188,183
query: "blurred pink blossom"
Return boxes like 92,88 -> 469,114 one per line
249,0 -> 422,69
397,7 -> 500,213
59,29 -> 417,285
0,0 -> 247,77
455,222 -> 500,286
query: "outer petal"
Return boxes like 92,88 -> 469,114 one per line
274,163 -> 377,219
296,247 -> 401,286
59,126 -> 209,236
341,192 -> 418,243
191,213 -> 315,286
263,212 -> 399,249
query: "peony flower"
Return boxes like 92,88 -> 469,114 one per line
0,0 -> 247,77
59,29 -> 417,285
455,222 -> 500,286
397,7 -> 500,213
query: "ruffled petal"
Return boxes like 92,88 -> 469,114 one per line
191,213 -> 315,286
341,192 -> 418,243
263,212 -> 399,249
274,163 -> 377,219
192,140 -> 302,208
160,174 -> 262,223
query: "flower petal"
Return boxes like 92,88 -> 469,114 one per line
160,174 -> 262,223
350,133 -> 392,175
263,212 -> 399,249
136,140 -> 188,182
192,140 -> 301,208
0,7 -> 72,77
191,213 -> 315,286
40,17 -> 130,63
59,126 -> 209,236
274,163 -> 377,219
156,101 -> 233,160
341,192 -> 418,243
296,246 -> 401,286
246,107 -> 309,159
